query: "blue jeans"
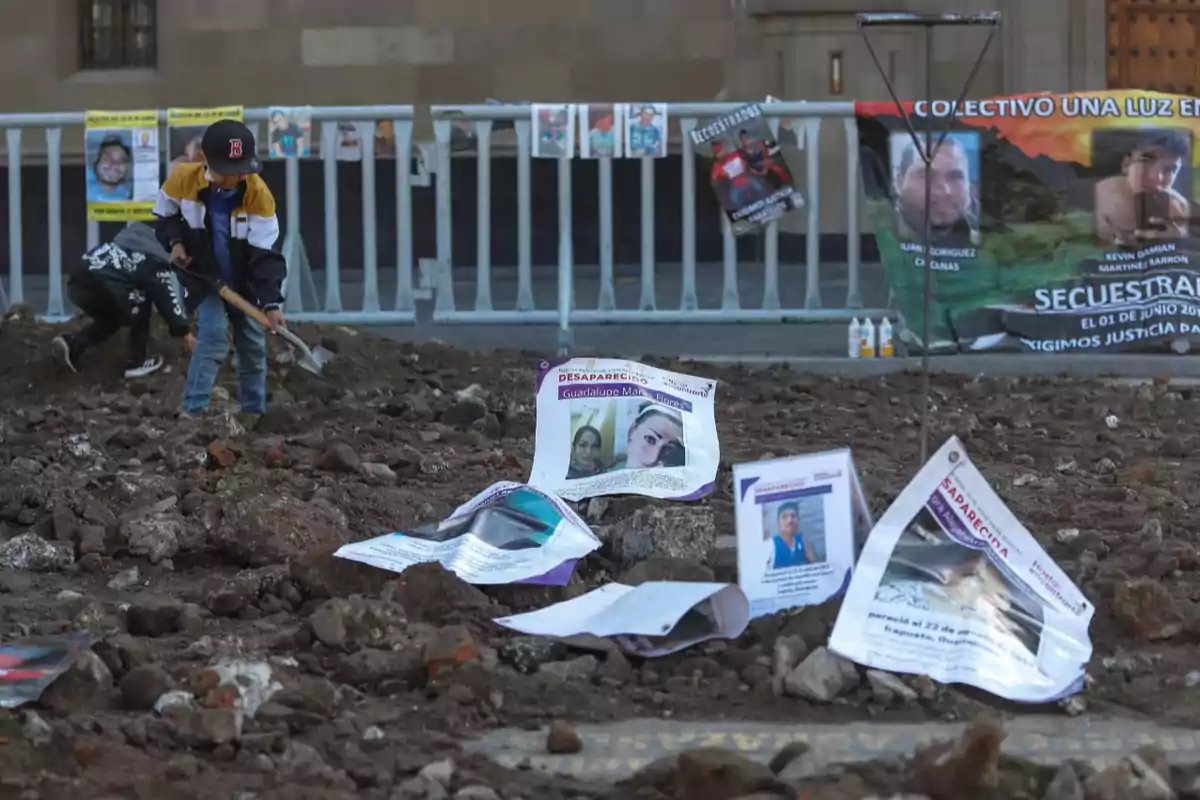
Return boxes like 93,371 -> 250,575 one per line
182,293 -> 268,414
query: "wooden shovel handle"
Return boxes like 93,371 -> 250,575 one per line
215,284 -> 273,329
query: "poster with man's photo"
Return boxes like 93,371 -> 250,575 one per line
690,103 -> 801,235
166,106 -> 244,169
527,358 -> 720,502
579,103 -> 623,159
333,482 -> 600,586
857,89 -> 1200,354
267,106 -> 312,158
733,449 -> 869,618
625,103 -> 668,159
85,110 -> 161,221
828,437 -> 1094,703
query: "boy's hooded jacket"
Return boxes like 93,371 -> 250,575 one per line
150,161 -> 287,311
70,222 -> 191,337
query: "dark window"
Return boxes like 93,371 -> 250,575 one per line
78,0 -> 157,70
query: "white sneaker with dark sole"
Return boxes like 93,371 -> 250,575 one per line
124,355 -> 164,379
51,336 -> 77,373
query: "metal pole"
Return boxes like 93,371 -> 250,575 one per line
920,23 -> 934,464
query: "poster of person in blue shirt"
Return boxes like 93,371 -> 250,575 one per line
625,103 -> 668,158
267,107 -> 311,158
84,110 -> 161,221
531,103 -> 575,159
579,103 -> 623,159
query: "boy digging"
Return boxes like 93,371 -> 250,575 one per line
151,119 -> 287,421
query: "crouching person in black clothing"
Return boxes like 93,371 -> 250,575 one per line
52,222 -> 196,378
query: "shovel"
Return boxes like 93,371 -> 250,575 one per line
171,262 -> 334,376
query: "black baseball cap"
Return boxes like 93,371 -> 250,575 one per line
201,119 -> 262,175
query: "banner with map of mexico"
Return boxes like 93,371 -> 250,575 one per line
857,91 -> 1200,353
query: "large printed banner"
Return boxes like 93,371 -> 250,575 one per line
858,90 -> 1200,352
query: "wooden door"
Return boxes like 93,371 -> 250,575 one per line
1108,0 -> 1200,93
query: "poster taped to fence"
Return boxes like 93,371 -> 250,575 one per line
528,358 -> 719,502
531,104 -> 576,159
733,449 -> 872,617
579,103 -> 623,159
167,106 -> 244,168
267,106 -> 312,158
690,103 -> 801,234
625,103 -> 668,158
334,482 -> 599,586
85,110 -> 161,221
858,89 -> 1200,353
828,437 -> 1093,703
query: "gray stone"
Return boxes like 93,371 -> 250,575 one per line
1042,762 -> 1084,800
771,635 -> 808,697
782,646 -> 859,703
866,669 -> 918,706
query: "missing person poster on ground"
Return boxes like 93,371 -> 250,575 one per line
579,103 -> 623,158
267,106 -> 312,158
828,437 -> 1093,703
733,449 -> 872,617
167,106 -> 243,168
528,358 -> 719,502
494,582 -> 750,658
691,103 -> 802,234
334,482 -> 599,586
859,90 -> 1200,353
531,103 -> 576,159
625,103 -> 668,158
85,110 -> 160,221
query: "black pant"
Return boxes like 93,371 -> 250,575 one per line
66,276 -> 150,365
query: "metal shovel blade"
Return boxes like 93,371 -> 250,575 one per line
275,327 -> 333,375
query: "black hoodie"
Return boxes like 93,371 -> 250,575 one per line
71,223 -> 191,337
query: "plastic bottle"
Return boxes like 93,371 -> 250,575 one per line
879,317 -> 895,357
848,317 -> 860,358
859,318 -> 877,358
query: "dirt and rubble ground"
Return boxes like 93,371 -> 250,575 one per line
0,311 -> 1199,799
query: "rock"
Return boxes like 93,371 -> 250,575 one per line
21,711 -> 53,748
309,596 -> 409,651
393,776 -> 449,799
424,625 -> 480,678
1042,762 -> 1084,800
119,664 -> 176,711
77,525 -> 108,556
40,649 -> 115,714
1112,578 -> 1183,640
454,787 -> 501,800
673,748 -> 788,798
619,556 -> 714,585
771,635 -> 808,696
605,505 -> 718,566
540,655 -> 599,681
359,462 -> 397,484
546,720 -> 583,754
334,648 -> 426,690
316,443 -> 361,473
441,394 -> 487,427
420,758 -> 455,787
904,720 -> 1005,798
106,566 -> 140,591
212,494 -> 352,566
498,636 -> 569,674
393,562 -> 492,626
866,669 -> 918,706
782,646 -> 860,703
191,707 -> 242,747
125,598 -> 183,637
0,533 -> 74,571
122,511 -> 184,564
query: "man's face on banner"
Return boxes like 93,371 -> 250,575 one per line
898,141 -> 971,227
1126,146 -> 1183,194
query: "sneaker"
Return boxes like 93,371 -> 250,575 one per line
124,355 -> 164,379
51,336 -> 77,373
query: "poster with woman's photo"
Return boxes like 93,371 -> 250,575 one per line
528,358 -> 720,502
828,436 -> 1094,703
267,106 -> 312,158
579,103 -> 623,159
333,482 -> 600,586
166,106 -> 244,169
531,103 -> 575,159
85,110 -> 160,221
733,449 -> 868,618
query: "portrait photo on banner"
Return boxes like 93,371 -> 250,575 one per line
761,492 -> 827,572
566,397 -> 687,480
86,129 -> 135,203
1091,127 -> 1194,246
888,130 -> 981,247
